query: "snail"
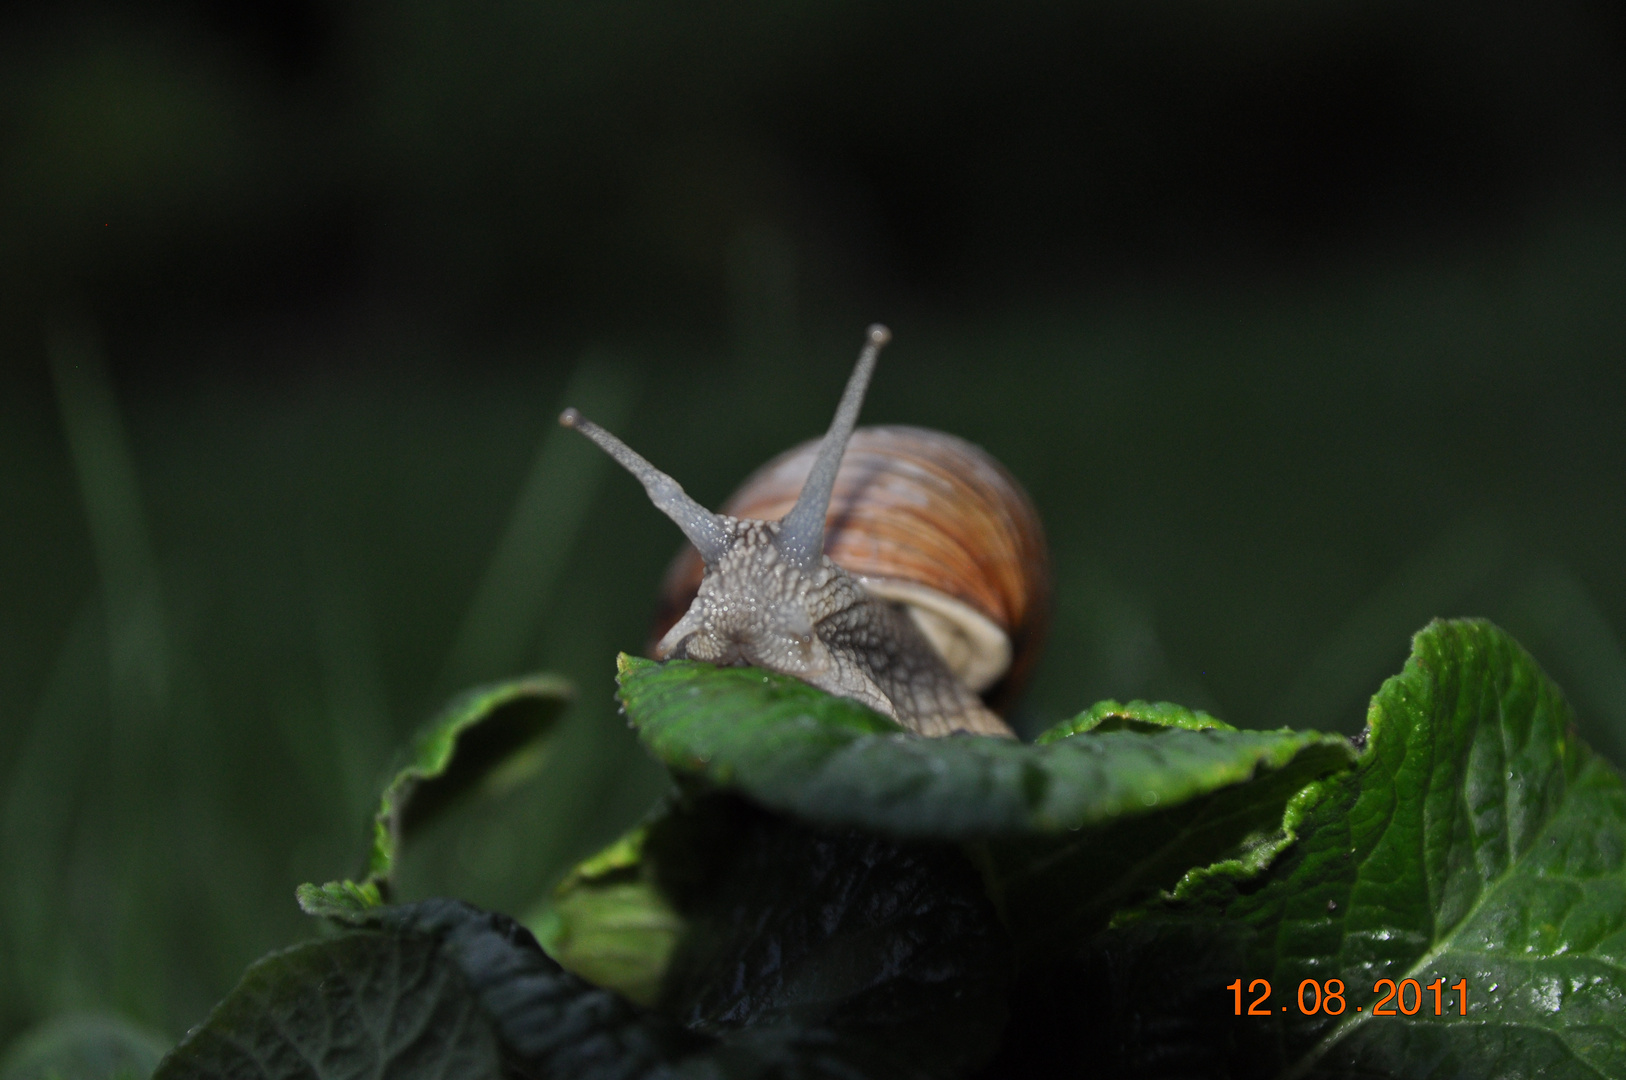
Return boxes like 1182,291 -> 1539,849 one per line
560,325 -> 1049,738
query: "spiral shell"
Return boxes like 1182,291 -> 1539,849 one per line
653,425 -> 1050,707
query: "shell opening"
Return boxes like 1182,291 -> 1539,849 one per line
858,577 -> 1012,693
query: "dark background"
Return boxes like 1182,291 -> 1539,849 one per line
3,0 -> 1625,1055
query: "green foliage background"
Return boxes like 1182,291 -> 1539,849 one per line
2,0 -> 1625,1061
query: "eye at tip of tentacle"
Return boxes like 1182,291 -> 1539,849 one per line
557,405 -> 733,563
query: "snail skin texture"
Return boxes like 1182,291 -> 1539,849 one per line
560,325 -> 1048,738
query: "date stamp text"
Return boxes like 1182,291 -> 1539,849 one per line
1229,978 -> 1470,1017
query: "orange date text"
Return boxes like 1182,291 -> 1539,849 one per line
1228,978 -> 1469,1016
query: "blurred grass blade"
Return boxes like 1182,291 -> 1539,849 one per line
48,323 -> 169,726
46,322 -> 171,1024
1267,515 -> 1507,731
302,537 -> 393,826
0,600 -> 105,1019
1508,562 -> 1626,765
435,359 -> 632,695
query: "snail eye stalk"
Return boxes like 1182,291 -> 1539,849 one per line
558,408 -> 732,565
774,324 -> 890,572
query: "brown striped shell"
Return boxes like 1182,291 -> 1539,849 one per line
652,425 -> 1050,709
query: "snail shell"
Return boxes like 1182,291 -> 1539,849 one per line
652,425 -> 1050,712
564,324 -> 1045,736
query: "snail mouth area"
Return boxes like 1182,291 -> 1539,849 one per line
740,629 -> 829,680
664,632 -> 745,669
662,627 -> 825,681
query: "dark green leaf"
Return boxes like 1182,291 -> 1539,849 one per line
379,901 -> 704,1077
656,795 -> 1014,1080
1025,619 -> 1626,1080
160,888 -> 1007,1080
155,899 -> 700,1080
154,918 -> 505,1080
982,733 -> 1352,960
0,1014 -> 168,1080
299,674 -> 572,911
618,656 -> 1354,838
537,792 -> 1017,1078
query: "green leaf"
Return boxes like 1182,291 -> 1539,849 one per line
0,1014 -> 168,1080
154,917 -> 505,1080
617,655 -> 1354,838
982,732 -> 1352,960
1030,619 -> 1626,1080
528,822 -> 686,1007
299,674 -> 571,910
154,899 -> 699,1080
1037,698 -> 1234,740
293,878 -> 382,921
158,888 -> 1007,1080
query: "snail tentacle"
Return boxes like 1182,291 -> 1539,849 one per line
558,407 -> 731,563
774,324 -> 889,572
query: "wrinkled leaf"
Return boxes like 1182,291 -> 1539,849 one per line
154,913 -> 504,1080
656,795 -> 1014,1080
159,890 -> 1007,1080
300,674 -> 571,911
535,791 -> 1016,1077
156,899 -> 701,1080
1010,619 -> 1626,1080
982,733 -> 1351,960
618,655 -> 1354,839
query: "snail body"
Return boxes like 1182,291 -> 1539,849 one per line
654,425 -> 1049,714
561,326 -> 1048,738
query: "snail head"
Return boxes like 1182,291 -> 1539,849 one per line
559,325 -> 892,678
